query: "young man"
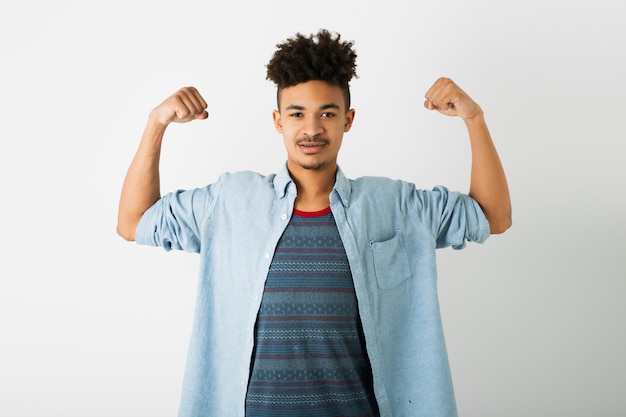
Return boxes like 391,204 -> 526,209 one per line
118,30 -> 511,417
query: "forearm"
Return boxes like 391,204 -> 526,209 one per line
466,113 -> 512,234
116,118 -> 167,241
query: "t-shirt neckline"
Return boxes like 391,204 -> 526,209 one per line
293,206 -> 332,218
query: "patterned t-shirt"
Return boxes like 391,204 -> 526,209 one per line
245,207 -> 379,417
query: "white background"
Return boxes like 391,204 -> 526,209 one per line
1,1 -> 624,416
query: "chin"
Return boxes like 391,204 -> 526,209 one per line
288,156 -> 336,172
300,163 -> 326,170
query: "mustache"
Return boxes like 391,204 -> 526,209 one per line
296,136 -> 329,145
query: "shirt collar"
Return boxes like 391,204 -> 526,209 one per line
273,163 -> 352,207
273,163 -> 295,199
332,166 -> 352,207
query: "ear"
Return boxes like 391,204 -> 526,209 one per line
344,108 -> 356,132
272,110 -> 283,133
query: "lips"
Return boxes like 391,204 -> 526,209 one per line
297,139 -> 328,154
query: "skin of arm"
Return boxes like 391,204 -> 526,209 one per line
116,87 -> 208,241
424,78 -> 512,234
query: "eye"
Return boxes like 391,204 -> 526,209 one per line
289,112 -> 303,118
321,112 -> 336,118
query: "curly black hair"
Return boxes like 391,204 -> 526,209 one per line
266,29 -> 358,109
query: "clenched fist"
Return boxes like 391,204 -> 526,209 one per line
424,77 -> 483,121
150,86 -> 209,125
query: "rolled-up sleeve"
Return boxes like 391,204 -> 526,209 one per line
414,185 -> 490,250
135,182 -> 218,253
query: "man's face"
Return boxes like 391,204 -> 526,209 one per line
273,80 -> 355,174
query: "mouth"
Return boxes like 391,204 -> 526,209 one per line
297,138 -> 328,154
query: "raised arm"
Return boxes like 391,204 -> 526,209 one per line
424,77 -> 512,234
116,87 -> 208,241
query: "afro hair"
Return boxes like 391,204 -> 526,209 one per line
266,29 -> 357,108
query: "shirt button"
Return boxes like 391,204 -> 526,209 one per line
264,253 -> 270,259
281,213 -> 288,220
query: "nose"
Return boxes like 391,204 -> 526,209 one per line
302,116 -> 324,137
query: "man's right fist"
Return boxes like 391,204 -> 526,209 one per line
150,86 -> 209,125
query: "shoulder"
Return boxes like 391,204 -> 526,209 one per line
350,175 -> 418,196
350,176 -> 454,196
347,175 -> 460,212
216,170 -> 276,187
206,171 -> 281,205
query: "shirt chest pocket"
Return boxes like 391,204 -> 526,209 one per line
370,231 -> 412,289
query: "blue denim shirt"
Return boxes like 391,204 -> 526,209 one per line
136,165 -> 490,417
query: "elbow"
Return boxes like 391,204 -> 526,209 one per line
477,200 -> 512,235
489,216 -> 512,235
116,222 -> 137,242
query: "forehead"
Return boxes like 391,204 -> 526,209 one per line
279,80 -> 345,110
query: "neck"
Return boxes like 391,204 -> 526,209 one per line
288,161 -> 337,212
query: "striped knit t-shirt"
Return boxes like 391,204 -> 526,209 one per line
245,207 -> 379,417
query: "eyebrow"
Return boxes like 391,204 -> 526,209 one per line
285,103 -> 341,111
